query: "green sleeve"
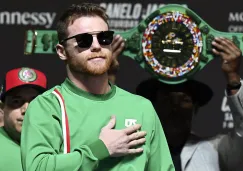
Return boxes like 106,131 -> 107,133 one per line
20,95 -> 109,171
147,105 -> 175,171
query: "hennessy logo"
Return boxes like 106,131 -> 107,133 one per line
0,11 -> 56,28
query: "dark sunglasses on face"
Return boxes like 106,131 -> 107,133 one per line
61,30 -> 114,48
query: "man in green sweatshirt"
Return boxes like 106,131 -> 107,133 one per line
0,67 -> 47,171
20,2 -> 174,171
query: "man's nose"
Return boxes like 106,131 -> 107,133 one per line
90,36 -> 101,51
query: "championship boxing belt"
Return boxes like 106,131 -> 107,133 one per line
24,4 -> 243,84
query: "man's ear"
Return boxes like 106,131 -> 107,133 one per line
56,44 -> 67,61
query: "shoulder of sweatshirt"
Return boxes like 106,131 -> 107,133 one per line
115,86 -> 154,108
28,85 -> 62,113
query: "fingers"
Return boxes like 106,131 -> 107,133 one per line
103,115 -> 116,129
212,37 -> 241,57
219,37 -> 238,53
114,41 -> 125,56
127,148 -> 143,154
123,124 -> 141,135
112,35 -> 125,58
211,48 -> 221,55
112,35 -> 124,50
128,131 -> 147,141
112,35 -> 121,50
128,138 -> 146,147
212,48 -> 228,60
224,38 -> 243,57
212,37 -> 232,55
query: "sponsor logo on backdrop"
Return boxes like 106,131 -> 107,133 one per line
228,11 -> 243,32
100,3 -> 187,31
221,96 -> 234,129
0,11 -> 56,28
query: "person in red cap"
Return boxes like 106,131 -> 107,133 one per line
0,67 -> 47,171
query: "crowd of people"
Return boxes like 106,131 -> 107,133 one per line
0,2 -> 242,171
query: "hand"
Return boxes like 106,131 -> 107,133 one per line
212,37 -> 242,83
111,35 -> 125,60
108,35 -> 125,83
99,115 -> 146,157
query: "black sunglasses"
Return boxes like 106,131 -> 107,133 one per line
61,31 -> 114,48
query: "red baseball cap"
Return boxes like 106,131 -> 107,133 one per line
0,67 -> 47,101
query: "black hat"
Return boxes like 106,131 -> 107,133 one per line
136,78 -> 213,107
